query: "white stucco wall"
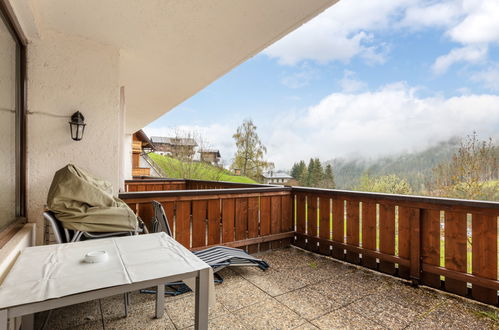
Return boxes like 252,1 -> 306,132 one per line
27,30 -> 121,243
123,133 -> 133,182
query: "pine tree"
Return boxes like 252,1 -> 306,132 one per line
323,164 -> 335,188
306,158 -> 315,186
311,158 -> 324,187
290,162 -> 301,180
297,161 -> 308,185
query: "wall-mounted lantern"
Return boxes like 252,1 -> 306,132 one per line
69,111 -> 86,141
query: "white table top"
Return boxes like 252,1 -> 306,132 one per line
0,233 -> 212,309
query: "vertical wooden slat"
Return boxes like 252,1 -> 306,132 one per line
207,199 -> 221,246
281,195 -> 293,231
308,196 -> 318,237
332,198 -> 344,260
247,197 -> 260,253
472,214 -> 498,304
270,196 -> 282,249
222,199 -> 235,243
319,196 -> 331,256
362,201 -> 377,269
137,203 -> 154,230
161,201 -> 175,236
410,208 -> 421,283
191,200 -> 207,248
235,198 -> 248,250
175,201 -> 191,248
307,195 -> 319,252
346,200 -> 360,264
398,206 -> 410,279
379,204 -> 396,275
280,195 -> 293,248
398,207 -> 419,280
445,211 -> 468,296
260,196 -> 271,251
295,193 -> 307,249
421,209 -> 441,288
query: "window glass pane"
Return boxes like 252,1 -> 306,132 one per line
0,14 -> 17,229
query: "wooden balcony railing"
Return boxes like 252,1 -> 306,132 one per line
124,178 -> 278,192
292,186 -> 499,305
124,179 -> 187,192
119,178 -> 499,305
119,186 -> 293,253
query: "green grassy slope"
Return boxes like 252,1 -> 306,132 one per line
149,153 -> 257,184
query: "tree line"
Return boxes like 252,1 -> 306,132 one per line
290,159 -> 335,188
289,132 -> 498,201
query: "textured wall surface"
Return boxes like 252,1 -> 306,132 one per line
0,22 -> 17,229
27,30 -> 121,243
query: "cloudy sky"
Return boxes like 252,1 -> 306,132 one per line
145,0 -> 499,169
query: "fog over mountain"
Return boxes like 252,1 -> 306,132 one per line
327,137 -> 461,190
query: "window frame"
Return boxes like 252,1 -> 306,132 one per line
0,0 -> 27,246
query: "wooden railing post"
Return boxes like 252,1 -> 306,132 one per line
410,208 -> 422,286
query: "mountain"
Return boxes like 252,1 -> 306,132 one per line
329,137 -> 461,191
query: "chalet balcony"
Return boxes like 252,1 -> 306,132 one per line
36,178 -> 499,329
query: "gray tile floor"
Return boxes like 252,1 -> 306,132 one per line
35,247 -> 499,329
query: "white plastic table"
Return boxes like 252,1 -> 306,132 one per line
0,232 -> 213,330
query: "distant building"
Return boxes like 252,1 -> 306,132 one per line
150,136 -> 198,158
199,149 -> 221,165
132,130 -> 166,178
262,171 -> 293,184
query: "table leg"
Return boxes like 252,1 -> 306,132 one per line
194,268 -> 209,330
155,285 -> 164,318
21,314 -> 34,330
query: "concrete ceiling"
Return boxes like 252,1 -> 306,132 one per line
18,0 -> 339,132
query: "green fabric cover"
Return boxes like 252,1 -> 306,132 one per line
47,164 -> 138,232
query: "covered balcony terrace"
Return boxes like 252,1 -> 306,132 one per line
39,179 -> 499,329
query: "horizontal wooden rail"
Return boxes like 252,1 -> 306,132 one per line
191,232 -> 294,252
124,178 -> 280,193
422,264 -> 499,291
295,233 -> 410,267
119,186 -> 292,201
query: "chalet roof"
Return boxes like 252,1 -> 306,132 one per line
150,136 -> 198,146
262,171 -> 293,179
199,149 -> 221,157
133,130 -> 154,149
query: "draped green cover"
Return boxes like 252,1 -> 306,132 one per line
47,164 -> 138,232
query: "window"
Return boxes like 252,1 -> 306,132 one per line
0,3 -> 26,233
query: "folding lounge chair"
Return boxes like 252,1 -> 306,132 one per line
143,201 -> 269,296
43,211 -> 137,243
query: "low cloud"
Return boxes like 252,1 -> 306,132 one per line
147,84 -> 499,170
266,83 -> 499,168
